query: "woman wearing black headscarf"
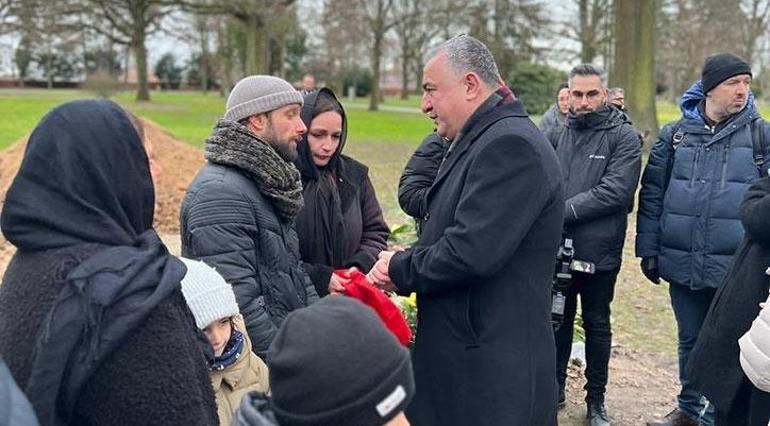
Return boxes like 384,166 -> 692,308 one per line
294,88 -> 389,296
0,100 -> 218,425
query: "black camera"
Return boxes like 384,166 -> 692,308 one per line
551,237 -> 595,331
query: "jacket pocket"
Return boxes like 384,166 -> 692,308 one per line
464,287 -> 481,348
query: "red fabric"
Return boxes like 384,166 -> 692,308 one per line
335,269 -> 413,346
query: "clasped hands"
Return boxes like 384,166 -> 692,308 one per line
367,248 -> 403,292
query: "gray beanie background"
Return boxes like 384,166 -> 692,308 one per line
178,257 -> 240,329
225,75 -> 304,122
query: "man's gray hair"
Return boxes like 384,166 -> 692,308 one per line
568,64 -> 606,86
608,87 -> 624,97
431,35 -> 501,87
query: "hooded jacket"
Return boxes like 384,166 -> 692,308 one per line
0,100 -> 217,425
293,88 -> 389,296
636,81 -> 770,289
549,104 -> 642,271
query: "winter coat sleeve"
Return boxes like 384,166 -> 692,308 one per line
740,177 -> 770,249
182,188 -> 277,357
345,173 -> 389,271
564,124 -> 641,225
539,106 -> 556,131
398,133 -> 446,219
389,133 -> 558,295
635,125 -> 675,258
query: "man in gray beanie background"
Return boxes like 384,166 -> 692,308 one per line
180,75 -> 319,359
638,53 -> 770,426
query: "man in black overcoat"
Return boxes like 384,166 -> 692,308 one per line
369,35 -> 564,426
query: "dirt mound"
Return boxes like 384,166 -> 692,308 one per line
0,118 -> 205,273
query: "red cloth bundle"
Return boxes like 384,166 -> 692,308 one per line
334,269 -> 413,346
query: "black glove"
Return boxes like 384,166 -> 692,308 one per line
640,256 -> 660,285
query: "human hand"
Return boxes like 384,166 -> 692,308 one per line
640,256 -> 660,285
328,273 -> 349,295
368,251 -> 397,291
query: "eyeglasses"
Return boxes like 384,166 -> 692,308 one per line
570,90 -> 601,100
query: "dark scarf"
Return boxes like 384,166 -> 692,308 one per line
294,88 -> 350,267
208,329 -> 245,371
205,119 -> 304,222
567,104 -> 614,130
0,100 -> 186,425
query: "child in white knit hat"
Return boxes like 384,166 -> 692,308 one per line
178,257 -> 270,426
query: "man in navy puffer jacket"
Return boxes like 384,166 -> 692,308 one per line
637,53 -> 770,426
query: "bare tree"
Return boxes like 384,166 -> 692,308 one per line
81,0 -> 177,101
358,0 -> 398,111
741,0 -> 770,64
556,0 -> 612,64
185,0 -> 295,77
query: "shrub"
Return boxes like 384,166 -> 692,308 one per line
507,63 -> 567,115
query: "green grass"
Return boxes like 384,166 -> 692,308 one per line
0,89 -> 434,149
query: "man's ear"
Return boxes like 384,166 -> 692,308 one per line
247,114 -> 268,132
463,72 -> 483,101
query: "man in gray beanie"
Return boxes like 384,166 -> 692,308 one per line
180,75 -> 319,359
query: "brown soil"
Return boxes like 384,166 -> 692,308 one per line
0,118 -> 204,272
558,346 -> 679,425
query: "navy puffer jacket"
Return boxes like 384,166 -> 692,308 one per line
636,81 -> 770,289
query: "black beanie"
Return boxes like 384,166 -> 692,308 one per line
267,296 -> 415,426
701,53 -> 752,94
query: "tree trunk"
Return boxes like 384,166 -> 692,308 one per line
244,13 -> 267,74
369,31 -> 383,111
579,0 -> 596,63
200,18 -> 210,93
400,49 -> 410,99
612,0 -> 658,147
134,33 -> 150,101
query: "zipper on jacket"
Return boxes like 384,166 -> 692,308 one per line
689,145 -> 701,187
720,143 -> 731,189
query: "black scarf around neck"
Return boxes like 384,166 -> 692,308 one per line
0,99 -> 187,425
204,120 -> 304,222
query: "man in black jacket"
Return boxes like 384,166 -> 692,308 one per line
547,64 -> 641,426
370,35 -> 563,426
180,75 -> 319,358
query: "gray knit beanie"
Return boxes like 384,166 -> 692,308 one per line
178,257 -> 240,329
225,75 -> 304,122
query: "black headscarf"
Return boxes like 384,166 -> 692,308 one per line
294,88 -> 350,268
0,99 -> 186,425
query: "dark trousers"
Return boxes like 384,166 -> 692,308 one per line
716,381 -> 770,426
669,283 -> 716,426
555,268 -> 618,404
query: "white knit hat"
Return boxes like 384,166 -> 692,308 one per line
178,257 -> 240,329
225,75 -> 304,122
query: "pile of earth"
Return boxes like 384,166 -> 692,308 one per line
0,118 -> 205,273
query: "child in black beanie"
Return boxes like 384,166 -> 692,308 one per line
231,296 -> 415,426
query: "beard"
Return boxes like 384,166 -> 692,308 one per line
263,121 -> 298,162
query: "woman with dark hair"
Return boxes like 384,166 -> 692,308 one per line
0,99 -> 218,425
294,88 -> 389,296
